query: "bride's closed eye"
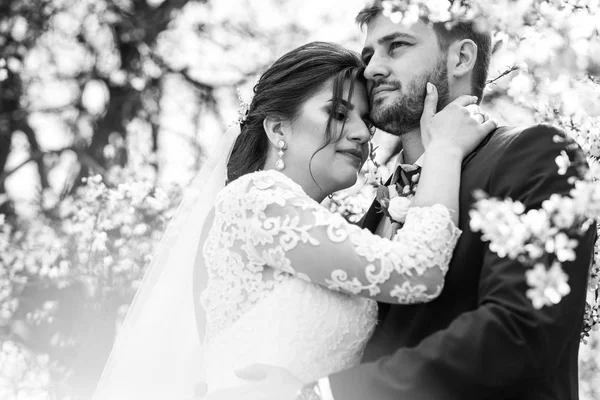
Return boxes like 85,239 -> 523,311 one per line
327,106 -> 349,122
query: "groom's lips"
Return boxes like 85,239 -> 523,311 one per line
371,85 -> 397,98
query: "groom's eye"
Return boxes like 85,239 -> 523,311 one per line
390,41 -> 410,52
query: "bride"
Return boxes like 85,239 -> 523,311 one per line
91,41 -> 495,399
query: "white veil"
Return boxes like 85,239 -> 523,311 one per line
91,124 -> 241,400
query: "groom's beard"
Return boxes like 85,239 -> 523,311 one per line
369,59 -> 449,136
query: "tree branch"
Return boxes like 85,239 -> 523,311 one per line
0,146 -> 114,191
18,121 -> 49,189
0,147 -> 73,187
486,64 -> 521,86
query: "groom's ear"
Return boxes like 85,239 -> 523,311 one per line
447,39 -> 478,80
263,115 -> 290,147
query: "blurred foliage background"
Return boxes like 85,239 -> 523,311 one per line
0,0 -> 598,399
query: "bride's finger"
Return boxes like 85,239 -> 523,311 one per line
464,105 -> 490,124
420,82 -> 439,127
480,119 -> 498,133
449,94 -> 479,107
472,112 -> 485,124
464,104 -> 482,115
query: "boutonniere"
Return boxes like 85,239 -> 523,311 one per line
375,172 -> 420,224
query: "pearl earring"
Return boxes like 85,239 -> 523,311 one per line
276,140 -> 286,170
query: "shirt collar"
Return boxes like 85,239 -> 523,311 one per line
395,150 -> 424,171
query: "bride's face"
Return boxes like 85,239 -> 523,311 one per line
284,79 -> 372,197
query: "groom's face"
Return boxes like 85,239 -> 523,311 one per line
361,14 -> 450,135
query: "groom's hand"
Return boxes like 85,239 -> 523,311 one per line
205,364 -> 303,400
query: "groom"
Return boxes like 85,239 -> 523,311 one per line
210,2 -> 595,400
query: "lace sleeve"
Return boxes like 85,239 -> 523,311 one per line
220,171 -> 461,304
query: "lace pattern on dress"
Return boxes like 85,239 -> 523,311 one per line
201,170 -> 461,343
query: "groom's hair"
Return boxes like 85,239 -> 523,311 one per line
227,41 -> 367,184
355,1 -> 492,101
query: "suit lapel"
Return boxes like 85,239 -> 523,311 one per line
360,174 -> 394,233
361,200 -> 383,233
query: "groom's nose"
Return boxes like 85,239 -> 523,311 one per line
364,54 -> 390,82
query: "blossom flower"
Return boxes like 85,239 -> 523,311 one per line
329,190 -> 374,224
0,340 -> 52,398
425,0 -> 452,22
545,232 -> 578,262
521,208 -> 551,238
526,262 -> 571,309
469,196 -> 528,259
387,196 -> 412,223
555,150 -> 572,175
91,231 -> 109,252
0,165 -> 183,396
570,180 -> 600,220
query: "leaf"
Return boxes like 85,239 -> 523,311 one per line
376,185 -> 390,204
379,198 -> 391,218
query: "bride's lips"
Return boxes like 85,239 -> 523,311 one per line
337,148 -> 364,165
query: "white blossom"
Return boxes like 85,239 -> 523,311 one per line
526,262 -> 571,309
545,232 -> 578,262
388,196 -> 412,223
521,208 -> 551,239
542,194 -> 580,229
469,197 -> 528,259
555,150 -> 572,175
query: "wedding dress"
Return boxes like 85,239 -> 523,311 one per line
201,169 -> 461,391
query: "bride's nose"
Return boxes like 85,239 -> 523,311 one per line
346,122 -> 371,144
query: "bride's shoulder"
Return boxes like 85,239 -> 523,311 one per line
222,170 -> 305,196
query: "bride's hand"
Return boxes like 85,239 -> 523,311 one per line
420,82 -> 497,158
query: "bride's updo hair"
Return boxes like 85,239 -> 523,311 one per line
227,41 -> 366,183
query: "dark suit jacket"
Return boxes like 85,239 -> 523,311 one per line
328,124 -> 595,400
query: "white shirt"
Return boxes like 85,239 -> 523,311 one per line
317,151 -> 424,400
